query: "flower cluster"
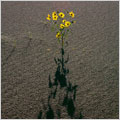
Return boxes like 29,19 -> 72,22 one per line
46,11 -> 76,40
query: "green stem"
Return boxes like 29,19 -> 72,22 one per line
62,35 -> 63,49
61,32 -> 64,73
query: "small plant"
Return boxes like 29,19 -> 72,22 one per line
38,11 -> 83,119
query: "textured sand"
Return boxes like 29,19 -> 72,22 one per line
1,1 -> 119,119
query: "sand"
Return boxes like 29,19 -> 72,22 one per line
1,1 -> 119,119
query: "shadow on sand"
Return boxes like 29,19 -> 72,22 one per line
38,48 -> 83,119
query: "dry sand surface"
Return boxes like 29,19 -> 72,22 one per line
1,1 -> 119,119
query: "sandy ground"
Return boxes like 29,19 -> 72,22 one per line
1,1 -> 119,119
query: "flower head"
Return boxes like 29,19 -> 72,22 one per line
62,19 -> 66,23
59,12 -> 65,18
65,21 -> 71,27
46,14 -> 51,21
60,24 -> 65,29
69,11 -> 75,18
52,11 -> 57,17
53,15 -> 58,20
56,32 -> 61,38
46,17 -> 50,21
48,14 -> 50,17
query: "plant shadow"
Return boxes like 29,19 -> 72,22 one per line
38,48 -> 83,119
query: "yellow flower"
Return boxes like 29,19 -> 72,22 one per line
69,11 -> 75,18
48,14 -> 50,17
60,24 -> 64,29
59,12 -> 65,18
56,32 -> 61,38
53,15 -> 58,20
46,14 -> 51,20
46,17 -> 51,21
62,19 -> 66,23
52,11 -> 57,16
65,21 -> 71,27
